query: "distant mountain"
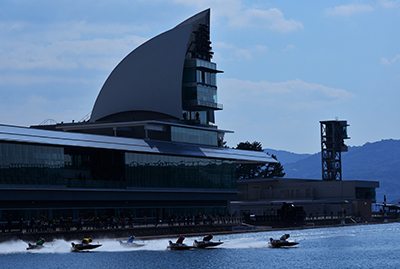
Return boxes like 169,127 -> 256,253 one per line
266,139 -> 400,204
263,148 -> 311,165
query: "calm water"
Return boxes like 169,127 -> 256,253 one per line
1,223 -> 400,269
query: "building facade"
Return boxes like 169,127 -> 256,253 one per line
0,10 -> 276,223
231,178 -> 379,222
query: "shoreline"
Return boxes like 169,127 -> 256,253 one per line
1,219 -> 395,243
134,220 -> 393,241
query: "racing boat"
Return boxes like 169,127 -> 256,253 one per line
71,238 -> 102,251
26,243 -> 45,250
193,235 -> 223,248
268,234 -> 299,248
71,242 -> 102,251
119,241 -> 145,248
167,236 -> 195,250
269,240 -> 299,248
167,241 -> 195,250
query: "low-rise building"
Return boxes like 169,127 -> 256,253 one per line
231,178 -> 379,222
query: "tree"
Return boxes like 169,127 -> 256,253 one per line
259,154 -> 286,178
236,141 -> 285,180
236,141 -> 264,180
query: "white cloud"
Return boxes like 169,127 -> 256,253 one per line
213,42 -> 268,62
379,0 -> 400,8
325,4 -> 374,16
228,8 -> 303,33
214,42 -> 236,50
253,45 -> 268,52
0,29 -> 148,71
283,44 -> 295,51
219,78 -> 356,110
0,93 -> 93,126
172,0 -> 302,33
0,74 -> 93,86
380,57 -> 390,65
380,55 -> 400,65
233,49 -> 252,60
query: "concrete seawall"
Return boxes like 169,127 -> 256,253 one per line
0,223 -> 244,243
1,218 -> 392,244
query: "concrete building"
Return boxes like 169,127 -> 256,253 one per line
0,9 -> 277,223
231,178 -> 379,222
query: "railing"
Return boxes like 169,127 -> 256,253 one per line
185,100 -> 223,110
0,216 -> 244,234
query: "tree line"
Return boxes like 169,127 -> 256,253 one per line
219,138 -> 285,180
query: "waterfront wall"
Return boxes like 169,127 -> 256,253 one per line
0,224 -> 240,243
0,217 -> 244,243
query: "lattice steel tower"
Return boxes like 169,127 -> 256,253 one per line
320,120 -> 350,181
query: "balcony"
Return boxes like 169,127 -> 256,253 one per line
185,100 -> 223,110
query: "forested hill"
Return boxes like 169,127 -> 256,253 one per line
263,148 -> 311,165
265,139 -> 400,203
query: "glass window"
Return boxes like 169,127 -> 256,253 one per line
125,152 -> 236,190
171,126 -> 217,146
0,142 -> 64,186
196,85 -> 217,103
0,142 -> 235,192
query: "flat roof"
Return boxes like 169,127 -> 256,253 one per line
237,177 -> 379,187
52,120 -> 234,134
0,124 -> 276,164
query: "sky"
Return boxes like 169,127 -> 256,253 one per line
0,0 -> 399,154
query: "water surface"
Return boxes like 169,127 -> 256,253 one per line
1,223 -> 399,269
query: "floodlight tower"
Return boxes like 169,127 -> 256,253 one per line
320,120 -> 350,181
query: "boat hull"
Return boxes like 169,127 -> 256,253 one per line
27,244 -> 44,250
269,241 -> 299,248
71,242 -> 102,251
119,241 -> 145,247
167,243 -> 195,250
194,241 -> 224,248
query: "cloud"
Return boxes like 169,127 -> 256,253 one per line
380,55 -> 400,65
283,44 -> 295,51
214,42 -> 236,50
0,74 -> 93,86
325,4 -> 374,16
213,42 -> 268,62
173,0 -> 303,33
219,78 -> 356,110
233,49 -> 252,60
228,8 -> 303,32
0,94 -> 93,126
0,21 -> 148,71
379,0 -> 400,8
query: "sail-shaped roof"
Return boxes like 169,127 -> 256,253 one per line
90,9 -> 211,122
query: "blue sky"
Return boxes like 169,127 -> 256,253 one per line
1,0 -> 399,154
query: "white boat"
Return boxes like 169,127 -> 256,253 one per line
269,240 -> 299,248
268,234 -> 299,248
167,241 -> 195,250
167,236 -> 195,250
26,243 -> 45,250
71,238 -> 101,251
71,242 -> 102,251
119,240 -> 145,248
193,235 -> 223,248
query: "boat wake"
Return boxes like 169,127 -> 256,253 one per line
0,232 -> 299,254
